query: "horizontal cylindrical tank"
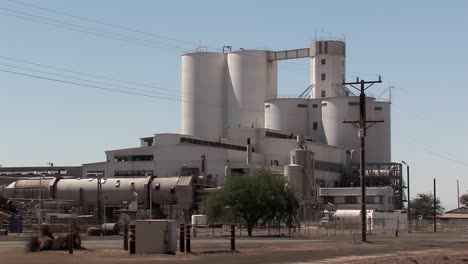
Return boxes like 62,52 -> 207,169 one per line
227,50 -> 277,129
55,178 -> 149,206
151,177 -> 179,205
3,178 -> 54,199
3,177 -> 186,207
335,210 -> 374,229
181,52 -> 227,139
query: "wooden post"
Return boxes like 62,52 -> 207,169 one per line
230,224 -> 235,251
129,224 -> 136,254
123,223 -> 128,251
68,224 -> 73,254
185,224 -> 191,253
179,224 -> 185,253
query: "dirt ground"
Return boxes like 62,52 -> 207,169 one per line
0,232 -> 467,264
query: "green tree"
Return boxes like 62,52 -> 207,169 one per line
460,193 -> 468,207
203,168 -> 299,237
410,193 -> 445,219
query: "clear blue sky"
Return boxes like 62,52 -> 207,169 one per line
1,0 -> 467,210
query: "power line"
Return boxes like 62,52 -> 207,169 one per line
6,0 -> 310,70
0,8 -> 185,53
0,62 -> 183,99
7,0 -> 200,47
0,55 -> 180,94
0,68 -> 181,102
0,68 -> 272,114
1,6 -> 310,74
396,136 -> 468,167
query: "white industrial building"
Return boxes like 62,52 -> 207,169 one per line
77,40 -> 400,213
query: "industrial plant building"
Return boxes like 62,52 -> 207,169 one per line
1,40 -> 403,221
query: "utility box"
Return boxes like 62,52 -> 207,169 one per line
134,220 -> 177,254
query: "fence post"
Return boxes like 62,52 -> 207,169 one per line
129,224 -> 136,254
68,224 -> 73,254
185,224 -> 191,253
123,223 -> 128,251
230,224 -> 235,251
179,224 -> 185,253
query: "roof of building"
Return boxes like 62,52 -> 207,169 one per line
444,207 -> 468,214
439,213 -> 468,219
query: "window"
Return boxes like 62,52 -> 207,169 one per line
348,102 -> 359,106
265,104 -> 270,108
318,42 -> 323,54
324,196 -> 334,204
321,73 -> 326,81
321,59 -> 326,65
321,90 -> 326,98
375,107 -> 382,111
321,102 -> 327,106
324,41 -> 328,54
297,104 -> 307,108
345,196 -> 358,204
312,104 -> 318,108
313,122 -> 318,130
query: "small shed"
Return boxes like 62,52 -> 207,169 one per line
438,207 -> 468,225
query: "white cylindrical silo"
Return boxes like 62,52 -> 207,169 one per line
284,164 -> 304,196
264,98 -> 308,136
227,50 -> 277,129
321,96 -> 375,162
310,41 -> 346,99
372,101 -> 391,163
181,52 -> 227,139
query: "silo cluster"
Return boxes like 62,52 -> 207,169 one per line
181,50 -> 277,140
180,40 -> 391,164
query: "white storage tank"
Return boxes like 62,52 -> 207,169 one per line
321,96 -> 376,162
335,209 -> 374,229
181,52 -> 227,139
227,50 -> 277,129
372,101 -> 391,163
264,98 -> 308,137
284,164 -> 304,196
264,98 -> 324,142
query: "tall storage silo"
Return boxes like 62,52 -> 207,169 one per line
372,101 -> 391,163
227,50 -> 277,129
310,41 -> 346,99
181,52 -> 227,139
321,96 -> 376,162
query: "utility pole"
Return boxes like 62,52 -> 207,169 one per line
97,176 -> 102,225
402,161 -> 410,232
342,77 -> 383,242
457,180 -> 460,208
433,178 -> 437,232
